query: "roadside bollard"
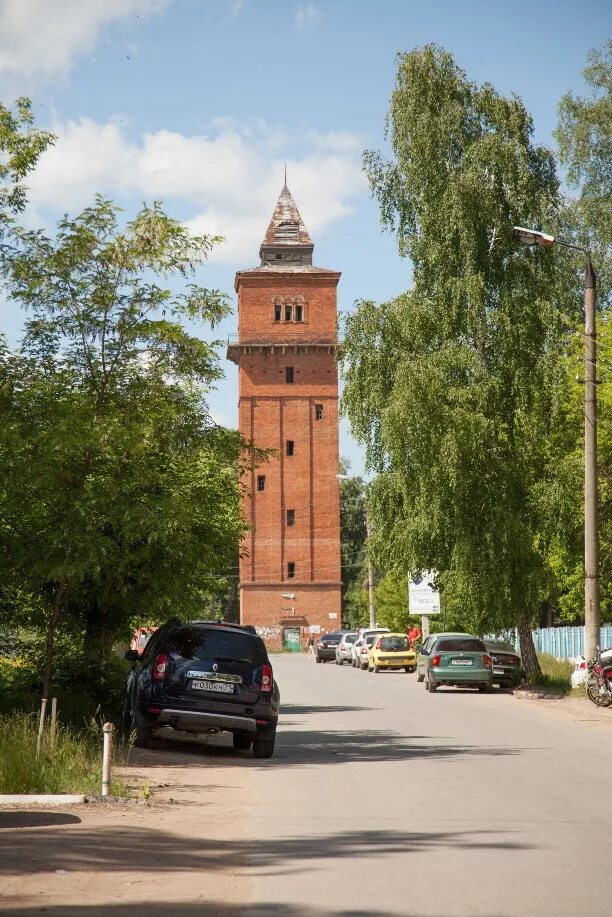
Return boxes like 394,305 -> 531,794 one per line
36,697 -> 48,757
102,722 -> 113,797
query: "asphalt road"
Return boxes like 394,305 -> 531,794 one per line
3,655 -> 612,916
244,653 -> 612,917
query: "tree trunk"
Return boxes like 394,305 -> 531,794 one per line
42,583 -> 65,700
517,609 -> 541,679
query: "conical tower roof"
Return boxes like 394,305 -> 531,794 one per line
259,184 -> 314,266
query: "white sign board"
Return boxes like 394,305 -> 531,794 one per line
309,624 -> 322,633
328,612 -> 338,619
409,571 -> 441,615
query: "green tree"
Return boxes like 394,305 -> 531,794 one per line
0,98 -> 54,230
343,45 -> 571,676
0,197 -> 251,698
339,459 -> 368,627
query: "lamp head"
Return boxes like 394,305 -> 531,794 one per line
513,226 -> 555,248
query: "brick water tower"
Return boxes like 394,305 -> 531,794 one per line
227,183 -> 342,651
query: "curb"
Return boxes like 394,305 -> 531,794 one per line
0,794 -> 86,805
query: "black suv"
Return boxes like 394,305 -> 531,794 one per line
122,619 -> 280,758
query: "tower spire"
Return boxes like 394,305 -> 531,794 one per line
259,183 -> 314,266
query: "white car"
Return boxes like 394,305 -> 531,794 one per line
571,656 -> 587,689
335,632 -> 357,665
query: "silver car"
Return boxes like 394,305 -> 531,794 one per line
335,632 -> 357,665
350,628 -> 391,668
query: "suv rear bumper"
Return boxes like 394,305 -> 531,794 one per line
157,709 -> 259,733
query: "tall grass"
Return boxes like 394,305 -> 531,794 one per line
530,653 -> 574,694
0,713 -> 129,795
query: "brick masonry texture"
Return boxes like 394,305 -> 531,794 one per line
233,262 -> 342,652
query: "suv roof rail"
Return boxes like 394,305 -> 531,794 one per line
186,619 -> 257,633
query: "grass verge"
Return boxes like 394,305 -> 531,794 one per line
526,653 -> 574,695
0,712 -> 129,796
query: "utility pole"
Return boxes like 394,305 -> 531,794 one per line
513,228 -> 601,661
584,258 -> 600,661
365,504 -> 376,629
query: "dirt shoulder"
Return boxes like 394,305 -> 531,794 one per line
0,731 -> 254,915
512,686 -> 612,732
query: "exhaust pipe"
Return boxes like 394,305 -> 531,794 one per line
170,716 -> 180,728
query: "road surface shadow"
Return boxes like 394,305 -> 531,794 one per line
134,726 -> 523,768
0,811 -> 81,829
0,825 -> 536,878
280,704 -> 377,714
5,903 -> 485,917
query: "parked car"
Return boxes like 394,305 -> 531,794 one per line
483,639 -> 525,689
316,631 -> 343,663
350,628 -> 390,667
335,632 -> 357,665
122,618 -> 280,758
417,633 -> 493,692
367,633 -> 416,673
355,633 -> 378,670
571,655 -> 588,689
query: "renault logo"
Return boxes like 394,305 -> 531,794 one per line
212,663 -> 218,672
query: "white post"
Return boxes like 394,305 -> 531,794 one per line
421,614 -> 430,641
49,697 -> 57,750
36,697 -> 48,757
102,722 -> 113,797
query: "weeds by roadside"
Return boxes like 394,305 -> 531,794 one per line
525,653 -> 575,695
0,712 -> 130,796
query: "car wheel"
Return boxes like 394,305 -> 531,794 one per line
130,711 -> 152,748
478,684 -> 493,693
416,672 -> 424,682
233,733 -> 252,751
427,678 -> 437,693
253,728 -> 276,759
316,656 -> 321,664
404,666 -> 413,673
374,664 -> 380,673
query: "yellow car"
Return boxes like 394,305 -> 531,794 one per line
367,633 -> 416,673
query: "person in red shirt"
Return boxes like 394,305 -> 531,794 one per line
408,624 -> 421,649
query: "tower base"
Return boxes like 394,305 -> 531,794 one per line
240,583 -> 342,652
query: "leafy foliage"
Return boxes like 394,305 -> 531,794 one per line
0,194 -> 253,696
343,46 -> 574,672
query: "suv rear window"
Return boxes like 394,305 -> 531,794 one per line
166,627 -> 267,664
435,638 -> 486,652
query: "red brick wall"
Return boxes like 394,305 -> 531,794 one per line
235,268 -> 342,644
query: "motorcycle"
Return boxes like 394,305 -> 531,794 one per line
586,647 -> 612,707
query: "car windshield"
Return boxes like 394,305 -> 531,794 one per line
436,638 -> 486,652
344,634 -> 357,644
167,627 -> 267,664
487,642 -> 516,653
379,636 -> 409,651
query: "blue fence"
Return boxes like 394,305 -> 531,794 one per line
510,626 -> 612,659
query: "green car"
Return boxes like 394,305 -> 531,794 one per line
416,632 -> 493,693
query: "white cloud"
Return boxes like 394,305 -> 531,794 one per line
27,117 -> 366,265
0,0 -> 167,78
295,2 -> 322,30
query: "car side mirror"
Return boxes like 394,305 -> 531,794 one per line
124,649 -> 139,662
421,648 -> 429,656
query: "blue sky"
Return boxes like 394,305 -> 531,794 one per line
1,0 -> 610,474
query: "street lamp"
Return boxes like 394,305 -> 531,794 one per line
513,226 -> 599,660
337,473 -> 377,628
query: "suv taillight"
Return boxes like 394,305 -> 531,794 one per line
259,664 -> 273,692
152,653 -> 168,681
431,654 -> 441,667
483,654 -> 492,669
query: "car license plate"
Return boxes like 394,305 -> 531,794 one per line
191,680 -> 234,693
493,668 -> 504,675
451,659 -> 473,665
